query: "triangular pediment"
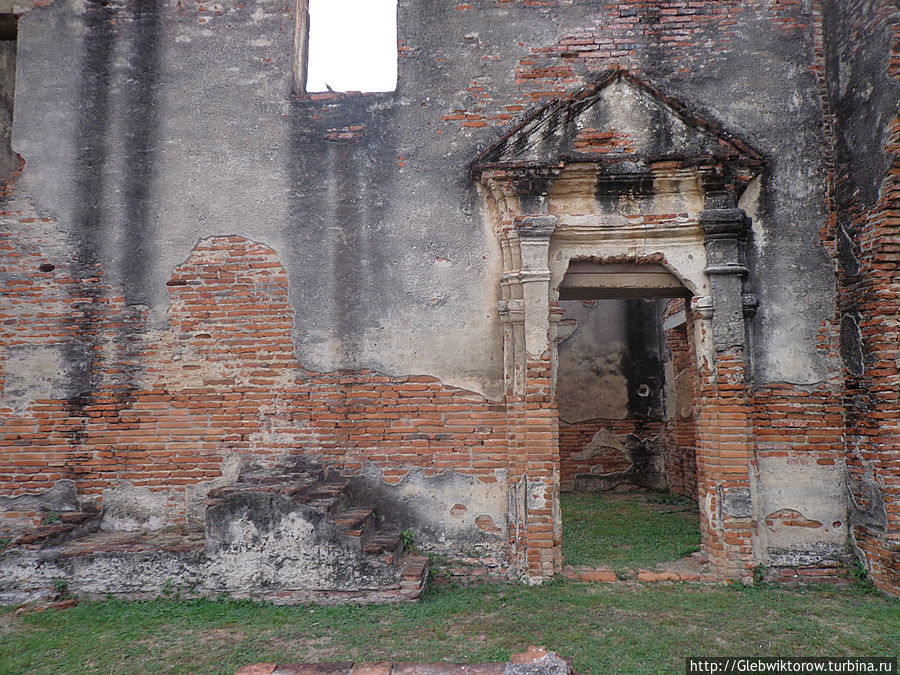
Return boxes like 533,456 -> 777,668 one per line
471,70 -> 763,172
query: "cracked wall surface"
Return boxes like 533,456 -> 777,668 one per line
0,0 -> 897,592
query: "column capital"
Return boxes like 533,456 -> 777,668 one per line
742,293 -> 759,318
691,295 -> 714,319
514,214 -> 558,238
699,209 -> 749,238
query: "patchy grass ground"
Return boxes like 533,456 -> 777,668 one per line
2,497 -> 895,673
1,582 -> 897,674
561,490 -> 701,570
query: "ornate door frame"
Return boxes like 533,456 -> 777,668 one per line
472,71 -> 765,582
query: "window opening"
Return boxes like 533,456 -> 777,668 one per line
0,14 -> 16,181
296,0 -> 397,94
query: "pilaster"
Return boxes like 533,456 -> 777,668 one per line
696,205 -> 756,580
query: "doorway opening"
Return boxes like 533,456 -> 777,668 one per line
556,263 -> 701,574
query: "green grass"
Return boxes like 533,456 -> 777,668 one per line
1,582 -> 897,674
1,492 -> 895,673
561,490 -> 701,570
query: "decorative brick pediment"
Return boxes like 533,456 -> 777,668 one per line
471,70 -> 764,179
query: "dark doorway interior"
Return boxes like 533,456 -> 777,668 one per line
557,297 -> 671,493
557,263 -> 701,569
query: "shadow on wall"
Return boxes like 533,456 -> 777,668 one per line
557,298 -> 688,494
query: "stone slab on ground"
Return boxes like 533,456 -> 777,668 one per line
235,647 -> 578,675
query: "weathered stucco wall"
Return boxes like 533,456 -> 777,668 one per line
1,0 -> 897,590
12,0 -> 505,399
10,0 -> 838,392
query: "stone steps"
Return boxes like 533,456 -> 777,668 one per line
200,461 -> 426,601
363,531 -> 402,556
398,555 -> 429,598
303,483 -> 350,514
333,507 -> 375,538
55,530 -> 206,557
200,460 -> 426,600
205,463 -> 397,567
0,459 -> 427,605
12,511 -> 100,549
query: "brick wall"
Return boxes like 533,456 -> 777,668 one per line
0,198 -> 101,527
437,0 -> 816,135
662,300 -> 698,499
3,0 -> 897,589
559,418 -> 664,492
751,384 -> 844,466
0,234 -> 508,533
695,348 -> 754,578
829,0 -> 900,596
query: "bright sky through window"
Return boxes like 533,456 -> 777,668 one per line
306,0 -> 398,93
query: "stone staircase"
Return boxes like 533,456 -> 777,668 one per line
10,510 -> 100,548
0,458 -> 429,605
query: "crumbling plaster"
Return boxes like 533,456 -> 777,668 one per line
12,0 -> 838,401
1,0 -> 886,587
755,457 -> 849,566
350,463 -> 509,567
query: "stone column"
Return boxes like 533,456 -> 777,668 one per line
701,209 -> 749,352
